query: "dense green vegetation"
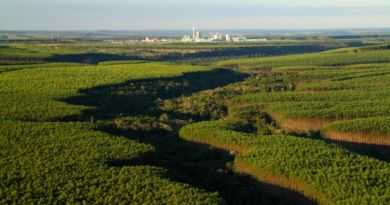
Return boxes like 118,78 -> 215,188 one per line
0,62 -> 211,121
0,42 -> 362,65
323,117 -> 390,135
0,62 -> 87,73
0,62 -> 230,204
216,49 -> 390,72
224,57 -> 390,136
170,44 -> 390,204
175,49 -> 390,203
1,40 -> 390,204
1,121 -> 215,204
180,121 -> 390,204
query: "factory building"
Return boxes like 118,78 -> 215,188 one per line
225,34 -> 231,42
184,27 -> 231,42
182,27 -> 266,43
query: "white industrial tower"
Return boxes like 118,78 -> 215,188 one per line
192,27 -> 196,41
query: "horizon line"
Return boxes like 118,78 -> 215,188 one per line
1,27 -> 390,32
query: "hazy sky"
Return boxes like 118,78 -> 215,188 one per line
1,0 -> 390,30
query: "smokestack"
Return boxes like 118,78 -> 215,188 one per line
192,27 -> 195,41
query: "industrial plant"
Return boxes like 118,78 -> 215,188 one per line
182,27 -> 266,43
140,27 -> 267,43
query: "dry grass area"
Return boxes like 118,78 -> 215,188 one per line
282,118 -> 334,132
236,65 -> 272,74
268,112 -> 390,146
269,112 -> 334,133
322,130 -> 390,146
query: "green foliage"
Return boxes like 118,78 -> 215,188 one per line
115,115 -> 173,133
0,42 -> 329,65
323,117 -> 390,134
216,49 -> 390,71
0,62 -> 224,204
98,60 -> 146,65
0,62 -> 87,73
161,72 -> 294,120
232,77 -> 390,120
297,73 -> 390,91
224,63 -> 390,148
180,121 -> 390,204
3,42 -> 390,204
177,46 -> 390,204
0,62 -> 211,121
1,121 -> 215,204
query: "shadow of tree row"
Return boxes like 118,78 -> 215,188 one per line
325,139 -> 390,162
286,131 -> 390,163
62,69 -> 247,121
48,53 -> 143,64
45,45 -> 328,65
61,68 -> 317,205
161,45 -> 328,61
0,42 -> 369,66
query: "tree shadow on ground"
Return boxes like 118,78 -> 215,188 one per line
44,45 -> 327,65
164,45 -> 327,61
323,139 -> 390,162
47,53 -> 143,64
288,131 -> 390,162
61,69 -> 247,121
287,131 -> 390,162
103,127 -> 317,205
61,68 -> 317,205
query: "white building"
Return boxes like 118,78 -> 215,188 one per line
182,27 -> 238,43
142,37 -> 168,43
246,38 -> 267,42
182,35 -> 192,42
232,36 -> 247,42
211,32 -> 222,41
192,27 -> 196,41
225,34 -> 231,42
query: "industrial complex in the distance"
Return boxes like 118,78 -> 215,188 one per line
142,27 -> 267,43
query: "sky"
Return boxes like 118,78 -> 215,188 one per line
1,0 -> 390,30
